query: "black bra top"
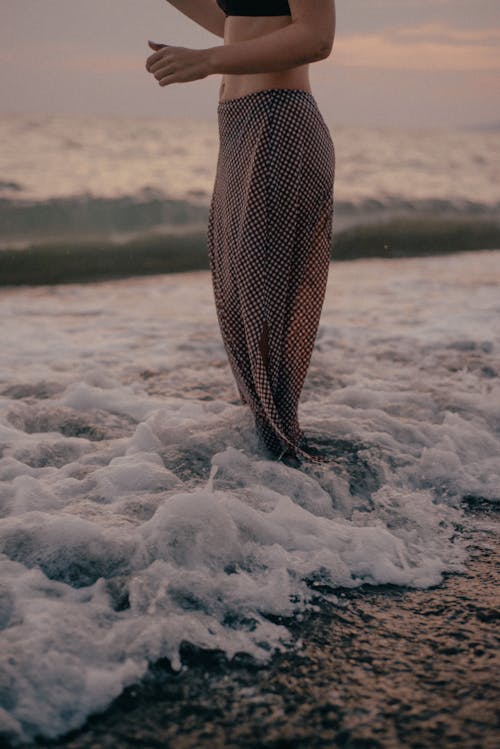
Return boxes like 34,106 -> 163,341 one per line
217,0 -> 291,16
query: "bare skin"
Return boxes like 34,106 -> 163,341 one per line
218,15 -> 311,101
146,1 -> 336,100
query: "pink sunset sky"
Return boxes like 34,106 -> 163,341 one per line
1,0 -> 499,129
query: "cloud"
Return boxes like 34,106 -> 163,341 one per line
331,23 -> 500,72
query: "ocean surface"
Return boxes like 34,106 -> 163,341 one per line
1,112 -> 499,251
1,247 -> 499,745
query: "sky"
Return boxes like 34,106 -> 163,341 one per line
1,0 -> 500,129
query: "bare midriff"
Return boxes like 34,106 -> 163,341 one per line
219,15 -> 311,101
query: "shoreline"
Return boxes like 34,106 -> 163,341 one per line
17,503 -> 499,749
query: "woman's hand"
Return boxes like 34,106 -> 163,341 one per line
146,40 -> 211,86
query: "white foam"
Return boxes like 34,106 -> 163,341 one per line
1,251 -> 499,745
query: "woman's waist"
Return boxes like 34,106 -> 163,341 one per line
219,68 -> 311,102
219,16 -> 310,102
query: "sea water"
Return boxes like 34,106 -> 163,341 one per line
1,112 -> 499,249
0,245 -> 499,744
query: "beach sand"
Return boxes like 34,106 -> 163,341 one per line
24,504 -> 498,749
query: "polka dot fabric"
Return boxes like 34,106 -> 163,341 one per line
207,89 -> 335,464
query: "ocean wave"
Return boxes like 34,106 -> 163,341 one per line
0,180 -> 23,194
1,215 -> 500,286
0,192 -> 208,243
1,192 -> 499,244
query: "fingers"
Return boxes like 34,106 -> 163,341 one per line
145,52 -> 162,72
145,42 -> 201,86
148,57 -> 171,75
158,74 -> 177,87
148,40 -> 166,50
155,65 -> 177,83
145,45 -> 169,72
145,48 -> 176,82
148,61 -> 175,80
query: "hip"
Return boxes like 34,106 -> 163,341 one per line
216,87 -> 334,165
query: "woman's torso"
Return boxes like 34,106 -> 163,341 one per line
219,15 -> 312,102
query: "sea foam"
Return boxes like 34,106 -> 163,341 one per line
1,250 -> 499,745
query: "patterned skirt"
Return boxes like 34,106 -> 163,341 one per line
207,88 -> 335,464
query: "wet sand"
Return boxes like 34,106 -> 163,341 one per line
28,502 -> 499,749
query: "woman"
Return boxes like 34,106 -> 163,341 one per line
146,1 -> 336,465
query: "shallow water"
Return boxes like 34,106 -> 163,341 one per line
0,250 -> 499,745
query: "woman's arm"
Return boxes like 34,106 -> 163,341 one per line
146,0 -> 335,86
165,0 -> 226,38
209,0 -> 335,73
